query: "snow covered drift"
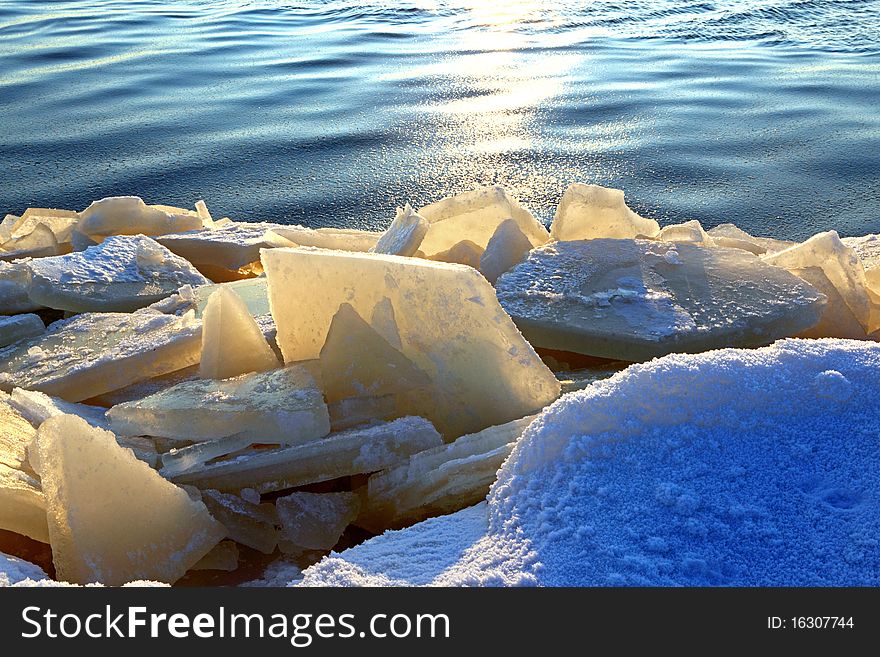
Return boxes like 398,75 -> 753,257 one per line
302,339 -> 880,586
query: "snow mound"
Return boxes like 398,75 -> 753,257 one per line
301,338 -> 880,586
0,552 -> 48,586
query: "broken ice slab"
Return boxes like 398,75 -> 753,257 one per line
107,364 -> 330,444
9,387 -> 110,431
319,303 -> 430,403
496,239 -> 826,362
262,248 -> 560,437
76,196 -> 202,243
789,267 -> 867,339
155,222 -> 289,280
427,239 -> 484,269
173,416 -> 443,494
194,200 -> 215,229
0,314 -> 44,348
0,464 -> 48,543
371,204 -> 428,257
1,397 -> 38,476
5,212 -> 78,255
200,287 -> 279,380
160,433 -> 256,478
0,223 -> 60,260
707,223 -> 796,255
191,540 -> 239,571
37,414 -> 225,585
549,183 -> 660,242
842,234 -> 880,295
84,365 -> 200,407
276,491 -> 360,551
0,262 -> 43,314
658,220 -> 713,246
479,218 -> 533,284
27,235 -> 210,313
200,489 -> 279,554
0,310 -> 202,402
417,186 -> 550,258
328,395 -> 397,431
267,225 -> 381,252
764,231 -> 876,333
357,414 -> 535,532
118,436 -> 160,469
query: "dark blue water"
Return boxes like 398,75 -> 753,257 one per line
1,1 -> 878,240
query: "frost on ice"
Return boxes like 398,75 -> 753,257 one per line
549,183 -> 660,241
27,235 -> 209,313
0,311 -> 202,401
1,551 -> 49,586
262,247 -> 560,437
301,339 -> 880,587
496,239 -> 826,361
107,364 -> 330,445
199,287 -> 280,380
371,204 -> 428,257
172,416 -> 442,493
37,415 -> 225,585
200,489 -> 279,554
417,186 -> 549,258
276,492 -> 360,552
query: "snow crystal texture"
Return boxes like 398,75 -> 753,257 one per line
302,339 -> 880,586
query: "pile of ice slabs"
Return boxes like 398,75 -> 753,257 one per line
2,183 -> 880,586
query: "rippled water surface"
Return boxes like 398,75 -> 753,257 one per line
1,1 -> 879,239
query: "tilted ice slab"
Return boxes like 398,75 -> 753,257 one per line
0,463 -> 48,543
268,225 -> 382,252
27,234 -> 209,313
707,223 -> 796,255
427,239 -> 483,269
371,204 -> 428,257
0,261 -> 43,314
1,397 -> 38,476
301,339 -> 880,586
76,196 -> 202,243
262,248 -> 559,438
37,415 -> 225,585
549,183 -> 660,241
842,233 -> 880,295
417,186 -> 549,258
357,414 -> 537,532
200,287 -> 279,379
9,388 -> 110,431
0,314 -> 44,349
172,416 -> 442,494
156,222 -> 289,280
319,303 -> 430,404
277,491 -> 360,552
0,310 -> 202,402
479,219 -> 533,284
764,231 -> 877,334
107,364 -> 329,445
496,239 -> 826,361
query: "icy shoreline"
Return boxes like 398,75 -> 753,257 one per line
2,186 -> 879,586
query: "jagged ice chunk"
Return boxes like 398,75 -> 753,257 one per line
549,183 -> 660,241
276,492 -> 360,551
